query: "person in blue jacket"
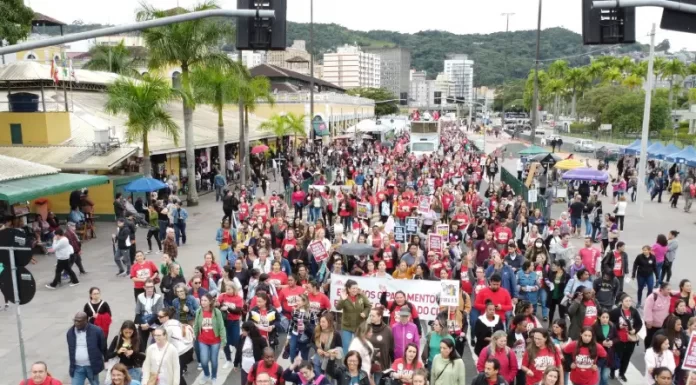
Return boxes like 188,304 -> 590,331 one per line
485,252 -> 518,298
67,312 -> 107,385
516,260 -> 540,306
171,283 -> 201,323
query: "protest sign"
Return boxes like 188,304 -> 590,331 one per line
418,196 -> 431,212
428,233 -> 443,253
328,275 -> 457,320
439,280 -> 460,307
405,217 -> 419,235
682,332 -> 696,370
437,224 -> 450,240
308,240 -> 329,262
357,202 -> 370,219
394,225 -> 406,243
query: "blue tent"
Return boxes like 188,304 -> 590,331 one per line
651,143 -> 680,159
665,146 -> 696,164
646,143 -> 665,159
623,139 -> 651,155
124,177 -> 167,192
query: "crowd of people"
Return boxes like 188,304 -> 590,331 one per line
13,118 -> 696,385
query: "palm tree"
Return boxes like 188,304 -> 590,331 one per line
544,78 -> 565,119
283,112 -> 307,150
104,75 -> 180,177
584,60 -> 606,85
633,61 -> 648,79
622,74 -> 644,91
548,60 -> 569,79
238,75 -> 274,183
191,63 -> 246,178
83,40 -> 143,77
137,1 -> 234,206
615,56 -> 634,77
601,67 -> 622,86
565,67 -> 587,120
662,58 -> 687,111
259,112 -> 307,154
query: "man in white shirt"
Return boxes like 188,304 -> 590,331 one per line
46,228 -> 79,289
516,158 -> 524,180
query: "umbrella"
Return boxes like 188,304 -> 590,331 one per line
518,145 -> 549,156
554,159 -> 586,170
561,168 -> 610,183
338,243 -> 376,256
123,177 -> 168,193
251,144 -> 270,155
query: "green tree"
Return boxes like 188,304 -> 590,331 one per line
615,56 -> 635,76
662,59 -> 686,111
584,60 -> 606,85
137,1 -> 234,206
603,90 -> 670,133
104,75 -> 180,177
0,0 -> 34,45
238,74 -> 274,181
621,74 -> 644,91
259,113 -> 306,153
83,40 -> 143,77
544,78 -> 565,118
565,67 -> 588,120
346,87 -> 399,116
191,62 -> 247,177
601,67 -> 622,86
548,60 -> 569,79
577,85 -> 630,124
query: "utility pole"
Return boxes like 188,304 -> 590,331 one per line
530,0 -> 543,145
309,0 -> 315,142
501,12 -> 515,32
637,23 -> 656,218
500,12 -> 515,128
238,50 -> 246,186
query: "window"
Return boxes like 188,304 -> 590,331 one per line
25,53 -> 37,60
10,124 -> 22,145
412,142 -> 435,152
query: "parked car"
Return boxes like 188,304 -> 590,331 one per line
595,145 -> 622,160
545,134 -> 562,142
573,139 -> 596,153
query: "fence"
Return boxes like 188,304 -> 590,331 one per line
500,167 -> 547,214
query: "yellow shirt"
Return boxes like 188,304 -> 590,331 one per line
672,181 -> 682,194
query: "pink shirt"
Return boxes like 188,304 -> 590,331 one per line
579,247 -> 601,275
652,243 -> 669,263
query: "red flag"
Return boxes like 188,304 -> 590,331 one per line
50,58 -> 59,83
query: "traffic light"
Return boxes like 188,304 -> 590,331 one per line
0,228 -> 36,305
661,0 -> 696,34
582,0 -> 636,45
236,0 -> 287,51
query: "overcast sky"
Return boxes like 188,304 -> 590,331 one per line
27,0 -> 696,52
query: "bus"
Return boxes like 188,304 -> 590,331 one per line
409,121 -> 440,157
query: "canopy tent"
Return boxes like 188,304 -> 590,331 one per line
650,143 -> 681,159
665,146 -> 696,165
646,143 -> 665,159
123,177 -> 167,193
555,158 -> 586,170
623,139 -> 651,155
561,168 -> 610,183
0,173 -> 109,204
529,153 -> 562,164
519,145 -> 549,156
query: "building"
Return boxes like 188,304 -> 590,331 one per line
92,34 -> 145,48
409,70 -> 431,108
444,54 -> 474,103
240,51 -> 267,69
322,45 -> 380,89
2,13 -> 67,65
363,47 -> 410,101
265,40 -> 320,76
435,73 -> 456,104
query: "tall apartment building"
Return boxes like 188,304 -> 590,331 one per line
409,70 -> 435,108
444,54 -> 474,103
363,47 -> 410,101
322,45 -> 380,89
266,40 -> 317,75
435,73 -> 456,104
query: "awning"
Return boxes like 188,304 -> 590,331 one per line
0,173 -> 109,204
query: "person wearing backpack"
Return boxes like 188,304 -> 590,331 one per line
283,356 -> 331,385
684,178 -> 695,213
246,348 -> 284,385
476,330 -> 518,385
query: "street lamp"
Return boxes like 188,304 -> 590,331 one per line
530,0 -> 543,144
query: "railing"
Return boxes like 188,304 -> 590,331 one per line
501,167 -> 547,214
259,91 -> 376,106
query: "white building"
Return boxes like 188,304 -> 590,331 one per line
409,70 -> 436,108
322,45 -> 380,89
435,73 -> 456,104
240,51 -> 267,69
444,54 -> 474,103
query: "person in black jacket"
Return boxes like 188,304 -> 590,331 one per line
507,314 -> 529,385
593,309 -> 618,382
326,351 -> 371,385
234,321 -> 269,382
473,300 -> 505,355
632,245 -> 659,308
609,293 -> 643,382
601,241 -> 630,299
546,259 -> 570,323
593,271 -> 620,310
107,321 -> 146,380
654,315 -> 690,385
471,357 -> 508,385
114,218 -> 131,276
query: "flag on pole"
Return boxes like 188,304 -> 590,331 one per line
69,59 -> 77,83
50,58 -> 59,83
62,58 -> 68,79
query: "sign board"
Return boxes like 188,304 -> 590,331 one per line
405,217 -> 419,235
394,225 -> 406,243
418,196 -> 431,212
428,233 -> 443,253
528,189 -> 538,203
357,202 -> 370,219
525,162 -> 538,188
439,280 -> 461,307
328,275 -> 458,320
308,240 -> 329,262
437,224 -> 450,240
599,124 -> 612,131
681,331 -> 696,371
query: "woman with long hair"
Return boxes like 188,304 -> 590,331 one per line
568,287 -> 599,341
347,321 -> 375,376
645,335 -> 677,385
217,282 -> 243,369
430,338 -> 465,385
336,280 -> 372,354
476,330 -> 518,385
142,327 -> 180,385
655,315 -> 689,385
540,366 -> 562,385
368,307 -> 393,378
671,279 -> 696,315
653,234 -> 669,284
593,309 -> 617,385
562,326 -> 607,385
550,318 -> 571,385
312,313 -> 343,376
234,321 -> 269,385
609,293 -> 643,381
287,293 -> 317,361
110,363 -> 141,385
194,293 -> 226,384
653,367 -> 675,385
248,292 -> 280,348
547,259 -> 570,323
473,300 -> 505,355
107,321 -> 145,381
521,328 -> 563,385
390,343 -> 424,384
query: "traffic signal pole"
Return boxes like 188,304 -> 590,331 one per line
593,0 -> 696,13
2,246 -> 32,381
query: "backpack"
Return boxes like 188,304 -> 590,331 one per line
690,184 -> 696,198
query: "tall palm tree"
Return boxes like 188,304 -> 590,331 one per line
544,78 -> 565,118
622,74 -> 644,91
548,60 -> 569,79
283,112 -> 307,150
615,56 -> 635,77
238,75 -> 274,183
566,67 -> 587,121
584,60 -> 606,85
104,75 -> 180,177
662,58 -> 687,111
83,40 -> 143,77
601,67 -> 622,86
633,61 -> 648,79
137,1 -> 234,206
259,112 -> 307,154
191,63 -> 246,178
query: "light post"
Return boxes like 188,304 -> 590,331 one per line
500,12 -> 515,125
530,0 -> 543,144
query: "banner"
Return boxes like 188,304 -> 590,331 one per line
328,275 -> 459,320
394,225 -> 406,243
357,202 -> 370,219
418,196 -> 431,212
405,217 -> 419,235
682,332 -> 696,370
436,224 -> 449,240
308,240 -> 329,262
429,233 -> 443,253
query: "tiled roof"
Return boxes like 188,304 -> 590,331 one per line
0,154 -> 59,182
32,12 -> 67,26
250,64 -> 344,92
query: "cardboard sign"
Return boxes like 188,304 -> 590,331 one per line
308,240 -> 329,262
682,331 -> 696,370
428,233 -> 443,253
437,224 -> 450,240
528,189 -> 538,203
418,196 -> 431,212
357,202 -> 370,219
405,217 -> 419,235
394,225 -> 406,243
439,280 -> 461,307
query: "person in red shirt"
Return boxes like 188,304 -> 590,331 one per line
307,281 -> 330,318
474,274 -> 513,322
203,252 -> 223,287
395,196 -> 413,223
218,283 -> 244,366
562,327 -> 607,385
573,287 -> 600,331
130,251 -> 159,301
253,198 -> 270,223
247,347 -> 285,385
390,343 -> 424,384
278,275 -> 306,320
22,361 -> 63,385
268,261 -> 289,291
281,229 -> 298,258
238,200 -> 250,222
493,222 -> 513,250
521,329 -> 564,385
196,293 -> 226,381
